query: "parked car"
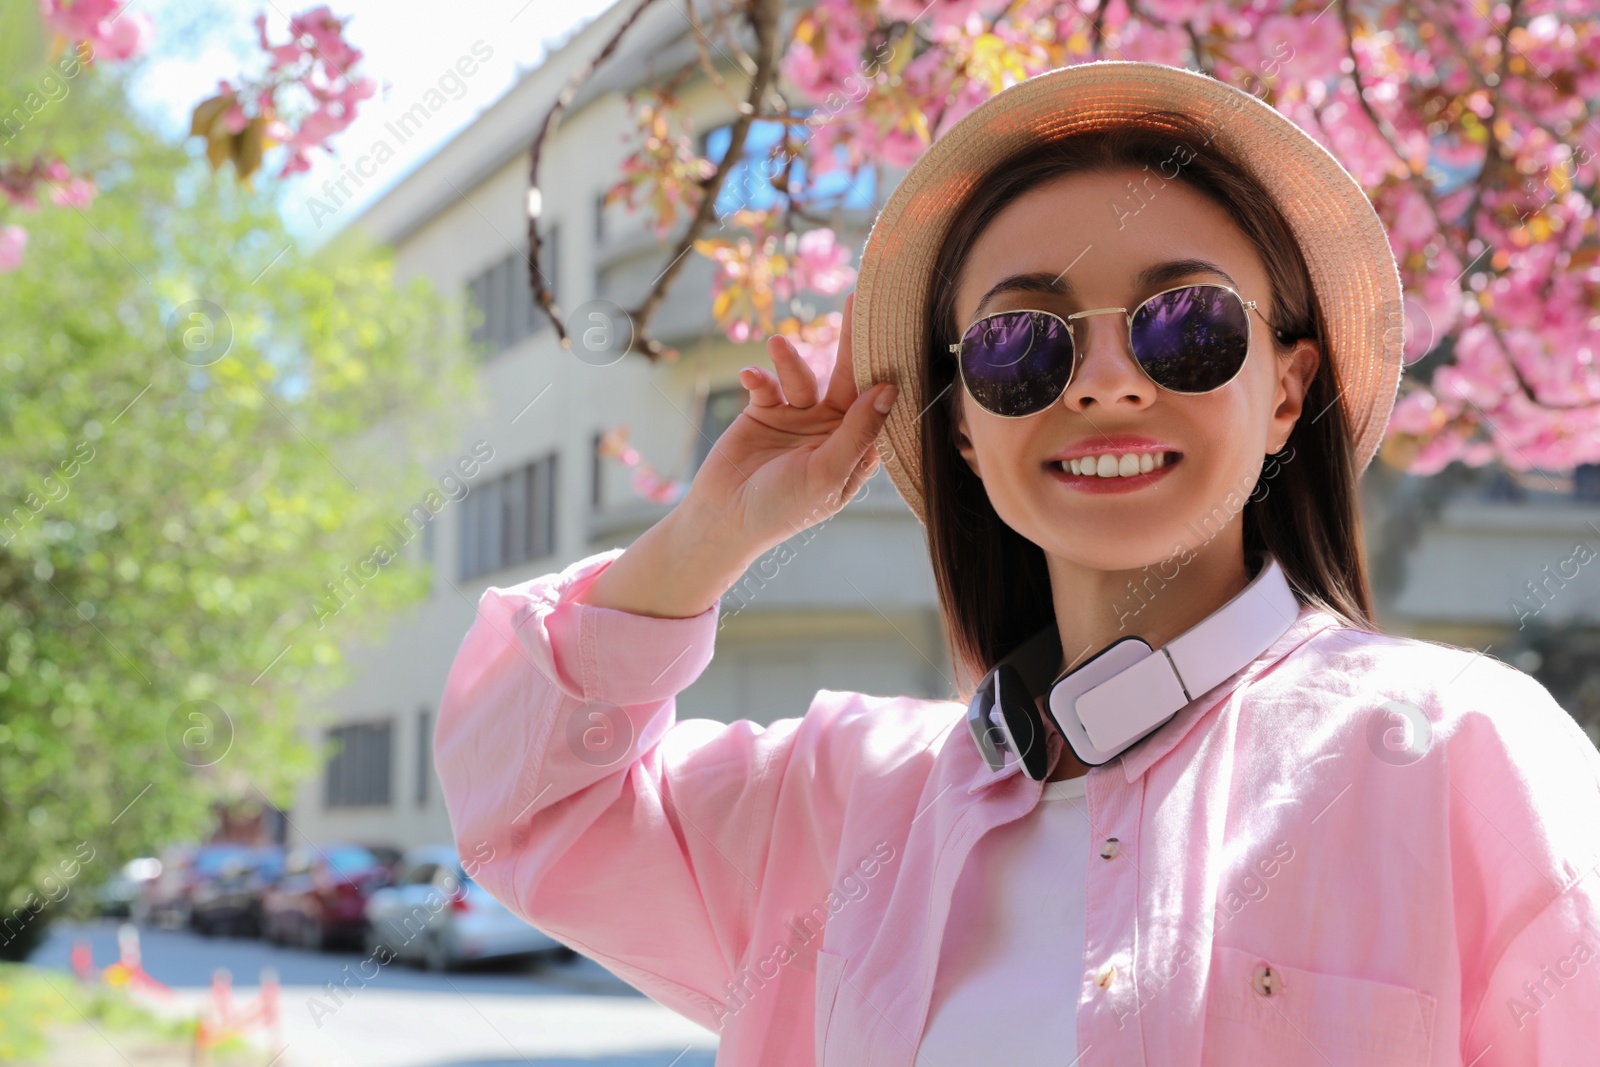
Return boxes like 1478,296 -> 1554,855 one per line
262,843 -> 390,951
136,843 -> 266,929
133,843 -> 196,927
191,845 -> 285,937
362,844 -> 404,877
364,844 -> 575,971
96,857 -> 162,918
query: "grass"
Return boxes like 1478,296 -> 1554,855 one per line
0,961 -> 255,1062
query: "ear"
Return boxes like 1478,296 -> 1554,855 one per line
954,396 -> 982,479
1269,337 -> 1320,452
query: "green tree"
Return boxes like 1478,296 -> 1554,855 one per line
0,52 -> 477,960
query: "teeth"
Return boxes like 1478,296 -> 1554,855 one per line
1060,452 -> 1172,477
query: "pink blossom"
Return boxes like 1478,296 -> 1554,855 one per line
291,105 -> 347,147
1137,0 -> 1207,21
877,0 -> 1008,32
38,0 -> 118,41
1111,20 -> 1190,65
290,5 -> 362,74
279,151 -> 315,177
630,466 -> 682,504
98,9 -> 152,60
1254,13 -> 1348,83
48,177 -> 96,208
787,312 -> 843,389
1387,390 -> 1438,436
39,0 -> 150,60
791,228 -> 855,296
1387,185 -> 1438,254
0,226 -> 27,272
931,74 -> 991,138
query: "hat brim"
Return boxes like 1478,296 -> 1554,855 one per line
851,60 -> 1405,526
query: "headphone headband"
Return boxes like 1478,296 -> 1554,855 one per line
966,550 -> 1301,778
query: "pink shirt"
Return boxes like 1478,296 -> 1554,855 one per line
434,546 -> 1600,1066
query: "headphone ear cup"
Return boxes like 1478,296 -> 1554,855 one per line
966,677 -> 1006,771
993,664 -> 1049,781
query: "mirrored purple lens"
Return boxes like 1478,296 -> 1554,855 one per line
958,311 -> 1074,418
1128,285 -> 1250,393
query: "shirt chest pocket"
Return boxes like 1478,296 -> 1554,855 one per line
815,948 -> 848,1066
1201,945 -> 1437,1067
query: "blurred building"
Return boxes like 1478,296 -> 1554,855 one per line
284,0 -> 943,853
285,0 -> 1600,855
1363,453 -> 1600,742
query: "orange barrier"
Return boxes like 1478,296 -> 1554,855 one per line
89,923 -> 176,997
194,965 -> 284,1060
72,928 -> 284,1063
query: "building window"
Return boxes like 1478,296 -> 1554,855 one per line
324,719 -> 393,809
693,385 -> 748,475
416,707 -> 432,807
459,452 -> 559,579
701,114 -> 876,216
1575,463 -> 1600,504
465,225 -> 558,357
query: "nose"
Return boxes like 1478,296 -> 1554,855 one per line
1061,311 -> 1158,414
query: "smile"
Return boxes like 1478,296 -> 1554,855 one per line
1048,451 -> 1179,477
1044,451 -> 1182,493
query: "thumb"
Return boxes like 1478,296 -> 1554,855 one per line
812,382 -> 897,497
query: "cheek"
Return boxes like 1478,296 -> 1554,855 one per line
1182,391 -> 1268,495
967,413 -> 1036,480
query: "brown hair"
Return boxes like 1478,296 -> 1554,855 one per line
922,111 -> 1376,701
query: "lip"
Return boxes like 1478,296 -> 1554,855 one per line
1044,435 -> 1182,463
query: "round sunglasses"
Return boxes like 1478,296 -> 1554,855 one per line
948,282 -> 1279,419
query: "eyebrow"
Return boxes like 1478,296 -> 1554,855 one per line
969,258 -> 1241,321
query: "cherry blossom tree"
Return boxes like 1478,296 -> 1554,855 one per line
530,0 -> 1597,499
1,1 -> 375,272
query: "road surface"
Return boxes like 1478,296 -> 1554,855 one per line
31,919 -> 720,1067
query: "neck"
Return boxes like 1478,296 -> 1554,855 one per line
1047,537 -> 1257,681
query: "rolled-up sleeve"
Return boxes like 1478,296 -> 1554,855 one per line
433,547 -> 802,1031
1454,665 -> 1600,1060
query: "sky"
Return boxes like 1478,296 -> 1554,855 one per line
125,0 -> 621,244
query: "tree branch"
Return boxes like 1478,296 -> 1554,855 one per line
525,0 -> 665,355
623,0 -> 787,362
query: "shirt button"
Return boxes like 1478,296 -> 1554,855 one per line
1251,964 -> 1281,996
1095,963 -> 1116,989
1099,837 -> 1121,859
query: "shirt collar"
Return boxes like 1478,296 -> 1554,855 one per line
1113,601 -> 1340,783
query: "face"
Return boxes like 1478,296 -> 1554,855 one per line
951,167 -> 1320,573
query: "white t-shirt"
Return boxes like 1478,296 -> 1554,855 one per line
918,773 -> 1091,1062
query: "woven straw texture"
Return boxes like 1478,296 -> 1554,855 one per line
851,60 -> 1405,526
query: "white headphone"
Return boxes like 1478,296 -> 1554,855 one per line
967,550 -> 1302,778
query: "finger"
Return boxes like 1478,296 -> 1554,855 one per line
770,335 -> 821,409
823,290 -> 863,413
835,445 -> 881,507
811,378 -> 897,495
739,364 -> 783,407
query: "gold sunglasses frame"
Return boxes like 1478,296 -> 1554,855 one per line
947,282 -> 1277,419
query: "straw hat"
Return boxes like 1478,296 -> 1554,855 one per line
850,60 -> 1405,527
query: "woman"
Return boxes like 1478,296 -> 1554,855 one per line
434,61 -> 1600,1065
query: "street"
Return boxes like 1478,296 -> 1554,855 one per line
30,920 -> 720,1067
